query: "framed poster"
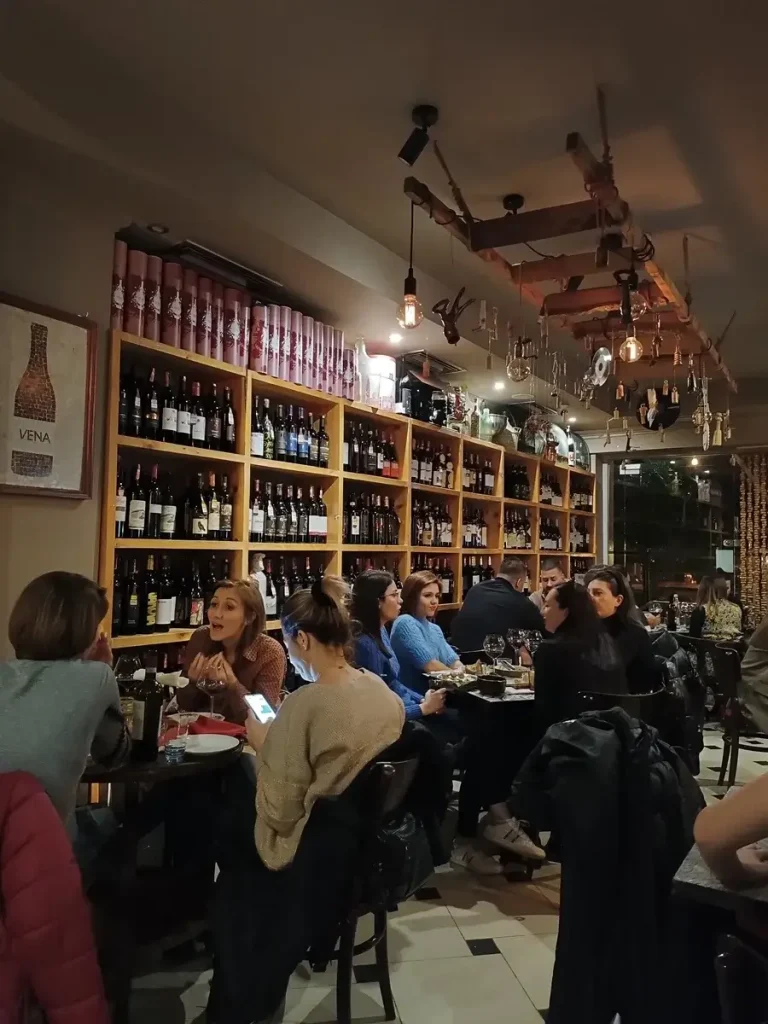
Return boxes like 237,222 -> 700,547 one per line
0,293 -> 97,499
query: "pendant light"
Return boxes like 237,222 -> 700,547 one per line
396,203 -> 423,330
619,325 -> 643,363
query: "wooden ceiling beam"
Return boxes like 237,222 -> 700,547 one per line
541,279 -> 666,318
511,247 -> 634,283
567,134 -> 738,392
403,176 -> 544,306
467,200 -> 611,251
572,311 -> 696,339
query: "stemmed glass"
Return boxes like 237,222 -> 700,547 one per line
483,634 -> 506,671
197,677 -> 226,716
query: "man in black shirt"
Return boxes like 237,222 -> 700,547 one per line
451,557 -> 545,653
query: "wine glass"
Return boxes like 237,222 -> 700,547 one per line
197,677 -> 227,716
525,631 -> 543,656
483,634 -> 505,671
114,653 -> 143,724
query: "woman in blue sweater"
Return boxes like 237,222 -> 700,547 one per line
351,571 -> 446,721
390,571 -> 461,694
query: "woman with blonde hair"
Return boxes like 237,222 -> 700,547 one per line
689,576 -> 742,639
178,577 -> 286,722
208,575 -> 404,1024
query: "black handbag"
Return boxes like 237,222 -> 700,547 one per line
373,811 -> 434,905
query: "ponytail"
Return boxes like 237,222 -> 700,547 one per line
281,574 -> 352,650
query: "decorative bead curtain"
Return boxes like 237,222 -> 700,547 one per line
739,453 -> 768,628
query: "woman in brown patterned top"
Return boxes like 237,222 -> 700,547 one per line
178,578 -> 286,723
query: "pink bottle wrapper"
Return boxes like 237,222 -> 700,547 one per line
196,277 -> 212,357
250,305 -> 268,372
211,283 -> 224,361
181,269 -> 198,352
145,256 -> 163,341
333,329 -> 345,398
342,347 -> 356,400
302,315 -> 314,388
124,249 -> 147,338
323,325 -> 335,395
223,288 -> 241,366
313,321 -> 325,391
267,304 -> 281,377
279,306 -> 292,380
110,239 -> 127,331
241,299 -> 251,368
290,310 -> 303,384
161,261 -> 182,347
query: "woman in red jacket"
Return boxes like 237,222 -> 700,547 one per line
0,771 -> 109,1024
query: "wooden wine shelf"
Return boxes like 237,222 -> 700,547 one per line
99,330 -> 597,650
118,435 -> 245,465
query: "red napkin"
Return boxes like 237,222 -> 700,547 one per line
161,715 -> 246,745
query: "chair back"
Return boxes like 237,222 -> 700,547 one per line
715,933 -> 768,1024
576,686 -> 670,731
368,759 -> 419,822
711,643 -> 742,699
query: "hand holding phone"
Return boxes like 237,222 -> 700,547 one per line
244,693 -> 277,724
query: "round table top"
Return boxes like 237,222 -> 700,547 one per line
83,742 -> 243,784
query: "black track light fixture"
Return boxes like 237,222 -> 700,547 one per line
397,104 -> 439,166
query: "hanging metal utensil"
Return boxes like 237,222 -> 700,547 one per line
671,384 -> 680,405
662,379 -> 669,396
616,379 -> 625,400
603,418 -> 612,446
712,412 -> 723,446
587,346 -> 613,387
673,332 -> 682,367
686,352 -> 697,393
650,314 -> 663,366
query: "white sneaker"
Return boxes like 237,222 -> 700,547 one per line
483,818 -> 547,861
450,840 -> 504,876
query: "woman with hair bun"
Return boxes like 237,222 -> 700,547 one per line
208,575 -> 404,1024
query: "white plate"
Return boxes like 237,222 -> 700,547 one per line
167,712 -> 224,723
185,735 -> 240,755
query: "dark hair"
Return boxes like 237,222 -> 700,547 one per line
9,571 -> 108,660
350,570 -> 394,650
584,566 -> 634,624
549,580 -> 602,646
400,571 -> 439,618
540,558 -> 567,575
498,557 -> 526,581
281,574 -> 351,650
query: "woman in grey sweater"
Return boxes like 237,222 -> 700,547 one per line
0,571 -> 130,830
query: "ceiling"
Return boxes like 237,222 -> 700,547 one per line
1,0 -> 766,419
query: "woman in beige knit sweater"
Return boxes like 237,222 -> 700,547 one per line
208,575 -> 404,1024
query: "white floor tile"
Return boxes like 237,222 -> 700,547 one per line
388,955 -> 541,1024
496,933 -> 557,1010
440,879 -> 559,939
282,977 -> 396,1023
356,902 -> 473,964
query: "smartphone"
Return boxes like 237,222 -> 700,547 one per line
244,693 -> 277,724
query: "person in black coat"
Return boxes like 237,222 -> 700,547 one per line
585,566 -> 659,694
450,556 -> 544,653
532,580 -> 626,730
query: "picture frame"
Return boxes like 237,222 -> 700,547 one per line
0,292 -> 97,499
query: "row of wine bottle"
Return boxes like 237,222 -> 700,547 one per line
343,492 -> 401,546
505,464 -> 532,501
461,507 -> 491,549
503,510 -> 533,550
409,439 -> 456,489
112,554 -> 231,635
119,367 -> 237,452
343,419 -> 401,478
116,465 -> 234,540
411,501 -> 454,548
250,397 -> 330,466
249,481 -> 328,544
569,518 -> 593,554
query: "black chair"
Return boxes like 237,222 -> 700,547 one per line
576,686 -> 670,732
715,933 -> 768,1023
311,758 -> 420,1024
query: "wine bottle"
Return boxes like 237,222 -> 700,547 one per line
286,405 -> 298,463
204,558 -> 218,610
251,397 -> 264,458
189,562 -> 205,627
127,464 -> 147,538
318,416 -> 330,468
161,370 -> 177,443
115,464 -> 127,539
143,367 -> 160,441
222,386 -> 236,453
160,474 -> 177,539
173,566 -> 190,628
264,482 -> 276,542
250,480 -> 264,543
309,416 -> 320,466
274,482 -> 288,542
146,464 -> 163,538
190,472 -> 208,537
296,408 -> 310,465
155,554 -> 176,634
122,558 -> 141,635
289,558 -> 302,595
249,552 -> 268,604
220,475 -> 233,540
118,376 -> 129,436
206,471 -> 221,539
190,381 -> 207,448
296,486 -> 309,543
275,404 -> 287,461
207,383 -> 222,450
140,554 -> 159,632
263,558 -> 278,618
262,398 -> 275,460
286,484 -> 299,542
177,375 -> 192,445
131,663 -> 163,762
112,555 -> 124,636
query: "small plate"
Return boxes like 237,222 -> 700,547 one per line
167,712 -> 224,723
185,735 -> 240,755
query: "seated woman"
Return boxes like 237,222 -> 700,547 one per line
533,580 -> 626,731
0,571 -> 129,829
585,567 -> 659,694
390,571 -> 460,694
694,771 -> 768,887
208,576 -> 404,1024
178,578 -> 286,723
351,569 -> 447,723
689,576 -> 743,639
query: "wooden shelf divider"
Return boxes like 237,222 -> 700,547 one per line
100,330 -> 595,650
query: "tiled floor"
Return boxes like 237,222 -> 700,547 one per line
131,726 -> 766,1023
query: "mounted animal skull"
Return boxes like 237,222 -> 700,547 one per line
432,287 -> 476,345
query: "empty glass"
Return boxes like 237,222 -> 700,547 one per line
197,677 -> 227,716
483,634 -> 506,670
164,712 -> 193,764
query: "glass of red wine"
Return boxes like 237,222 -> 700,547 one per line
197,677 -> 226,716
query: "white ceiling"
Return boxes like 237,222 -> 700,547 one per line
1,0 -> 766,413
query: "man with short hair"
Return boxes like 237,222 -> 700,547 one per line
529,558 -> 567,612
451,556 -> 544,653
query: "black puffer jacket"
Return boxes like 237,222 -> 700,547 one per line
510,708 -> 703,1024
651,629 -> 704,772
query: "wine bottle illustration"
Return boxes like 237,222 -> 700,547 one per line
11,322 -> 56,477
